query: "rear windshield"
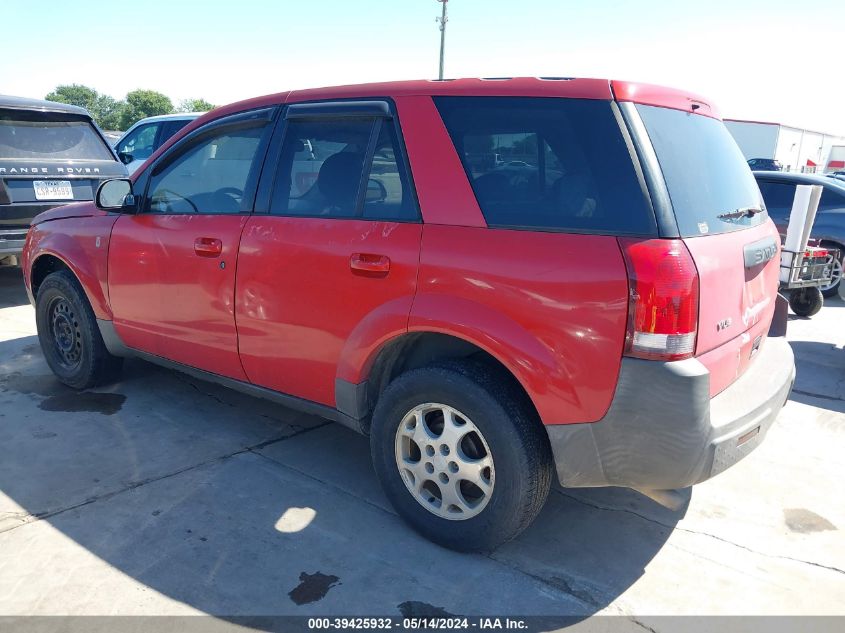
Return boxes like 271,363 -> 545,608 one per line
435,97 -> 656,235
0,111 -> 112,160
636,105 -> 766,237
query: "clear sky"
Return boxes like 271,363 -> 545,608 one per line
2,0 -> 843,133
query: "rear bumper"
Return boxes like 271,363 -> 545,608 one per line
546,335 -> 795,490
0,229 -> 27,256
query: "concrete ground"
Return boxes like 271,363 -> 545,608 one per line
0,264 -> 843,623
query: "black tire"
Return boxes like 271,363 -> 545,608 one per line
35,270 -> 123,389
819,242 -> 843,298
370,360 -> 553,552
789,287 -> 824,317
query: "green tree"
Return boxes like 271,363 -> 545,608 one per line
119,89 -> 174,130
177,98 -> 214,113
45,84 -> 98,112
91,94 -> 126,131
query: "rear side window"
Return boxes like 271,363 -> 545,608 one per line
0,111 -> 112,160
271,116 -> 417,221
636,105 -> 767,237
434,97 -> 654,234
147,118 -> 271,214
158,119 -> 192,147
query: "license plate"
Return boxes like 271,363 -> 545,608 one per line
33,180 -> 74,201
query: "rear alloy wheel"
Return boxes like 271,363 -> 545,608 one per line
395,403 -> 494,520
789,286 -> 824,318
371,361 -> 553,552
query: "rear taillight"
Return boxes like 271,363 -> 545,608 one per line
618,238 -> 699,361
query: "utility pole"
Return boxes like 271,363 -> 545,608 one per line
436,0 -> 449,80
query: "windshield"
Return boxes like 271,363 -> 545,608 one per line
0,112 -> 113,160
636,105 -> 767,237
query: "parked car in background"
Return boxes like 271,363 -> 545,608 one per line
23,78 -> 794,551
754,171 -> 845,297
114,113 -> 201,175
0,95 -> 126,261
826,172 -> 845,183
747,157 -> 782,171
100,130 -> 122,145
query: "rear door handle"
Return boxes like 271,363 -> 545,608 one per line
350,253 -> 390,274
194,237 -> 223,257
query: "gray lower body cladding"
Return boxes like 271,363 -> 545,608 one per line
547,335 -> 795,490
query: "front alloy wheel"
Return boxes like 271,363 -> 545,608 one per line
395,403 -> 494,520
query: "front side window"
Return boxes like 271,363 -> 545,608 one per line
117,123 -> 157,161
435,97 -> 655,234
271,116 -> 416,221
146,120 -> 269,214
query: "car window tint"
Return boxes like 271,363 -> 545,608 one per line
271,118 -> 373,218
118,123 -> 157,160
0,112 -> 113,160
362,122 -> 417,221
434,97 -> 655,234
637,105 -> 766,236
819,187 -> 845,212
147,122 -> 269,214
756,181 -> 796,218
158,120 -> 192,148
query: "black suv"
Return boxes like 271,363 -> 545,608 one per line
0,95 -> 126,259
747,158 -> 782,171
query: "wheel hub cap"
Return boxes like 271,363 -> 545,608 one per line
820,257 -> 842,292
394,403 -> 494,520
50,298 -> 82,369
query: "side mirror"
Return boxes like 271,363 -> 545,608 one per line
365,178 -> 387,204
96,178 -> 137,213
117,151 -> 134,165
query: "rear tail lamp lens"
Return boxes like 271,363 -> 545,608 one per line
618,238 -> 700,361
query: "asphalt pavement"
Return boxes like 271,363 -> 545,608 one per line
0,264 -> 843,625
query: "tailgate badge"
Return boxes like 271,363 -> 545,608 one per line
716,318 -> 732,332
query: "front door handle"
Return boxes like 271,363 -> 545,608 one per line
350,253 -> 390,274
194,237 -> 223,257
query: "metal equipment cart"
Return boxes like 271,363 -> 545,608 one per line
780,241 -> 840,317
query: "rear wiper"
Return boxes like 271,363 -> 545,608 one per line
716,206 -> 764,221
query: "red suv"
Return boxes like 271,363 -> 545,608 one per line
22,78 -> 795,551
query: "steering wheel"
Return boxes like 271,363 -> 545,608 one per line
153,188 -> 198,214
215,187 -> 244,201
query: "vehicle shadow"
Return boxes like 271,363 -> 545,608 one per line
788,339 -> 845,414
0,334 -> 684,621
0,266 -> 28,309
